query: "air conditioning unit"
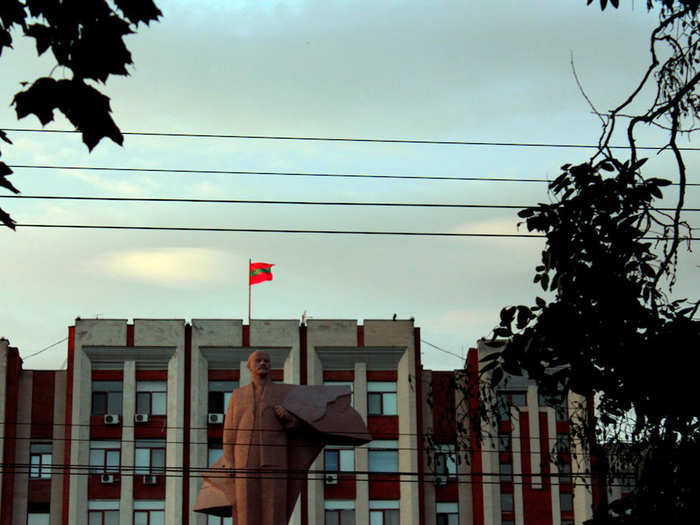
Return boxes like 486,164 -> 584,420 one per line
135,413 -> 149,423
434,475 -> 448,486
208,413 -> 224,424
100,474 -> 115,484
104,414 -> 120,425
142,475 -> 157,485
324,473 -> 339,485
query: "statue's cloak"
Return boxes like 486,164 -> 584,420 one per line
193,384 -> 370,520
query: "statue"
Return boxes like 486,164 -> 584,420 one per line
194,350 -> 371,524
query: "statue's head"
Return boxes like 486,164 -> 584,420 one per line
247,350 -> 271,379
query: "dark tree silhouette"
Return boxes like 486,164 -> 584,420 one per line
0,0 -> 162,229
477,1 -> 700,523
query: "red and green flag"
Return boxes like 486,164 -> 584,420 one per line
249,262 -> 274,285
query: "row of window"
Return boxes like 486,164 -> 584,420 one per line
92,380 -> 400,417
496,391 -> 568,422
324,501 -> 458,525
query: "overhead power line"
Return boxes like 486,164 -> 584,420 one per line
21,337 -> 68,361
4,127 -> 700,151
7,163 -> 700,186
3,195 -> 699,212
14,224 -> 700,240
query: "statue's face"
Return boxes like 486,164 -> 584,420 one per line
248,351 -> 271,378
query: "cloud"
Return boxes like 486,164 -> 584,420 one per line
96,247 -> 238,288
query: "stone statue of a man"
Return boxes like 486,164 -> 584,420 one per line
194,350 -> 370,524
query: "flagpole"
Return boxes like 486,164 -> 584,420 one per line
248,258 -> 252,324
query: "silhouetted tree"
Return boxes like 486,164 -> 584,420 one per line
0,0 -> 161,229
478,1 -> 700,523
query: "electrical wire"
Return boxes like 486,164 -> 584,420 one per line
4,127 -> 700,151
21,337 -> 68,361
7,163 -> 700,185
12,223 -> 699,240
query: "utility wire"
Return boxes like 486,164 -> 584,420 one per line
13,224 -> 700,240
21,337 -> 68,361
3,194 -> 699,212
7,163 -> 700,186
420,339 -> 466,361
4,127 -> 700,151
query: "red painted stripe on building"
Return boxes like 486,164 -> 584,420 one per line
366,370 -> 397,381
357,326 -> 364,347
467,349 -> 484,525
183,323 -> 192,525
413,328 -> 426,525
1,346 -> 21,525
30,371 -> 55,440
242,325 -> 250,347
61,326 -> 75,525
126,324 -> 134,347
323,370 -> 354,382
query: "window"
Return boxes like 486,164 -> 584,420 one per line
325,448 -> 355,472
30,443 -> 52,479
369,501 -> 399,525
27,514 -> 49,525
368,382 -> 397,416
368,440 -> 399,473
497,391 -> 526,421
135,440 -> 165,474
325,500 -> 355,525
88,500 -> 119,525
136,381 -> 167,416
500,492 -> 514,512
433,444 -> 456,478
324,381 -> 354,407
208,444 -> 223,466
92,381 -> 123,416
207,517 -> 232,525
89,441 -> 120,474
498,433 -> 511,452
560,492 -> 573,512
436,502 -> 458,525
499,462 -> 513,482
208,381 -> 237,414
134,500 -> 165,525
539,392 -> 568,422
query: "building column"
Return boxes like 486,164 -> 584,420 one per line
511,407 -> 524,525
120,360 -> 136,525
398,352 -> 420,525
50,371 -> 67,525
527,385 -> 542,488
455,371 -> 473,525
421,371 -> 436,525
570,393 -> 593,525
546,408 -> 561,525
12,371 -> 32,525
354,361 -> 369,523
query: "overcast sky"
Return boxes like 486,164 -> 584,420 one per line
1,0 -> 698,371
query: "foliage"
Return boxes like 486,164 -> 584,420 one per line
0,0 -> 162,229
478,1 -> 700,523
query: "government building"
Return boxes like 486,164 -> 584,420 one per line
0,318 -> 598,524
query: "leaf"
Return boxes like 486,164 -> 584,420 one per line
600,161 -> 615,172
535,296 -> 546,308
631,157 -> 649,171
0,174 -> 19,194
113,0 -> 162,25
647,177 -> 672,187
500,306 -> 516,326
0,207 -> 16,230
540,273 -> 550,291
490,367 -> 504,388
0,28 -> 13,57
0,162 -> 14,177
480,351 -> 503,362
13,78 -> 123,150
493,327 -> 512,338
13,77 -> 59,125
610,0 -> 619,7
0,130 -> 11,145
25,23 -> 52,56
518,208 -> 535,219
68,15 -> 134,82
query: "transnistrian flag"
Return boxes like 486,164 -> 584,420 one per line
249,262 -> 274,285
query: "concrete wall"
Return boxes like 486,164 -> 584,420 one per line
69,319 -> 127,524
189,319 -> 243,525
12,371 -> 31,525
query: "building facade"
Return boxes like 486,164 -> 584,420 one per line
0,320 -> 596,525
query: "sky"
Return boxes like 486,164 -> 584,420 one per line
1,0 -> 698,371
